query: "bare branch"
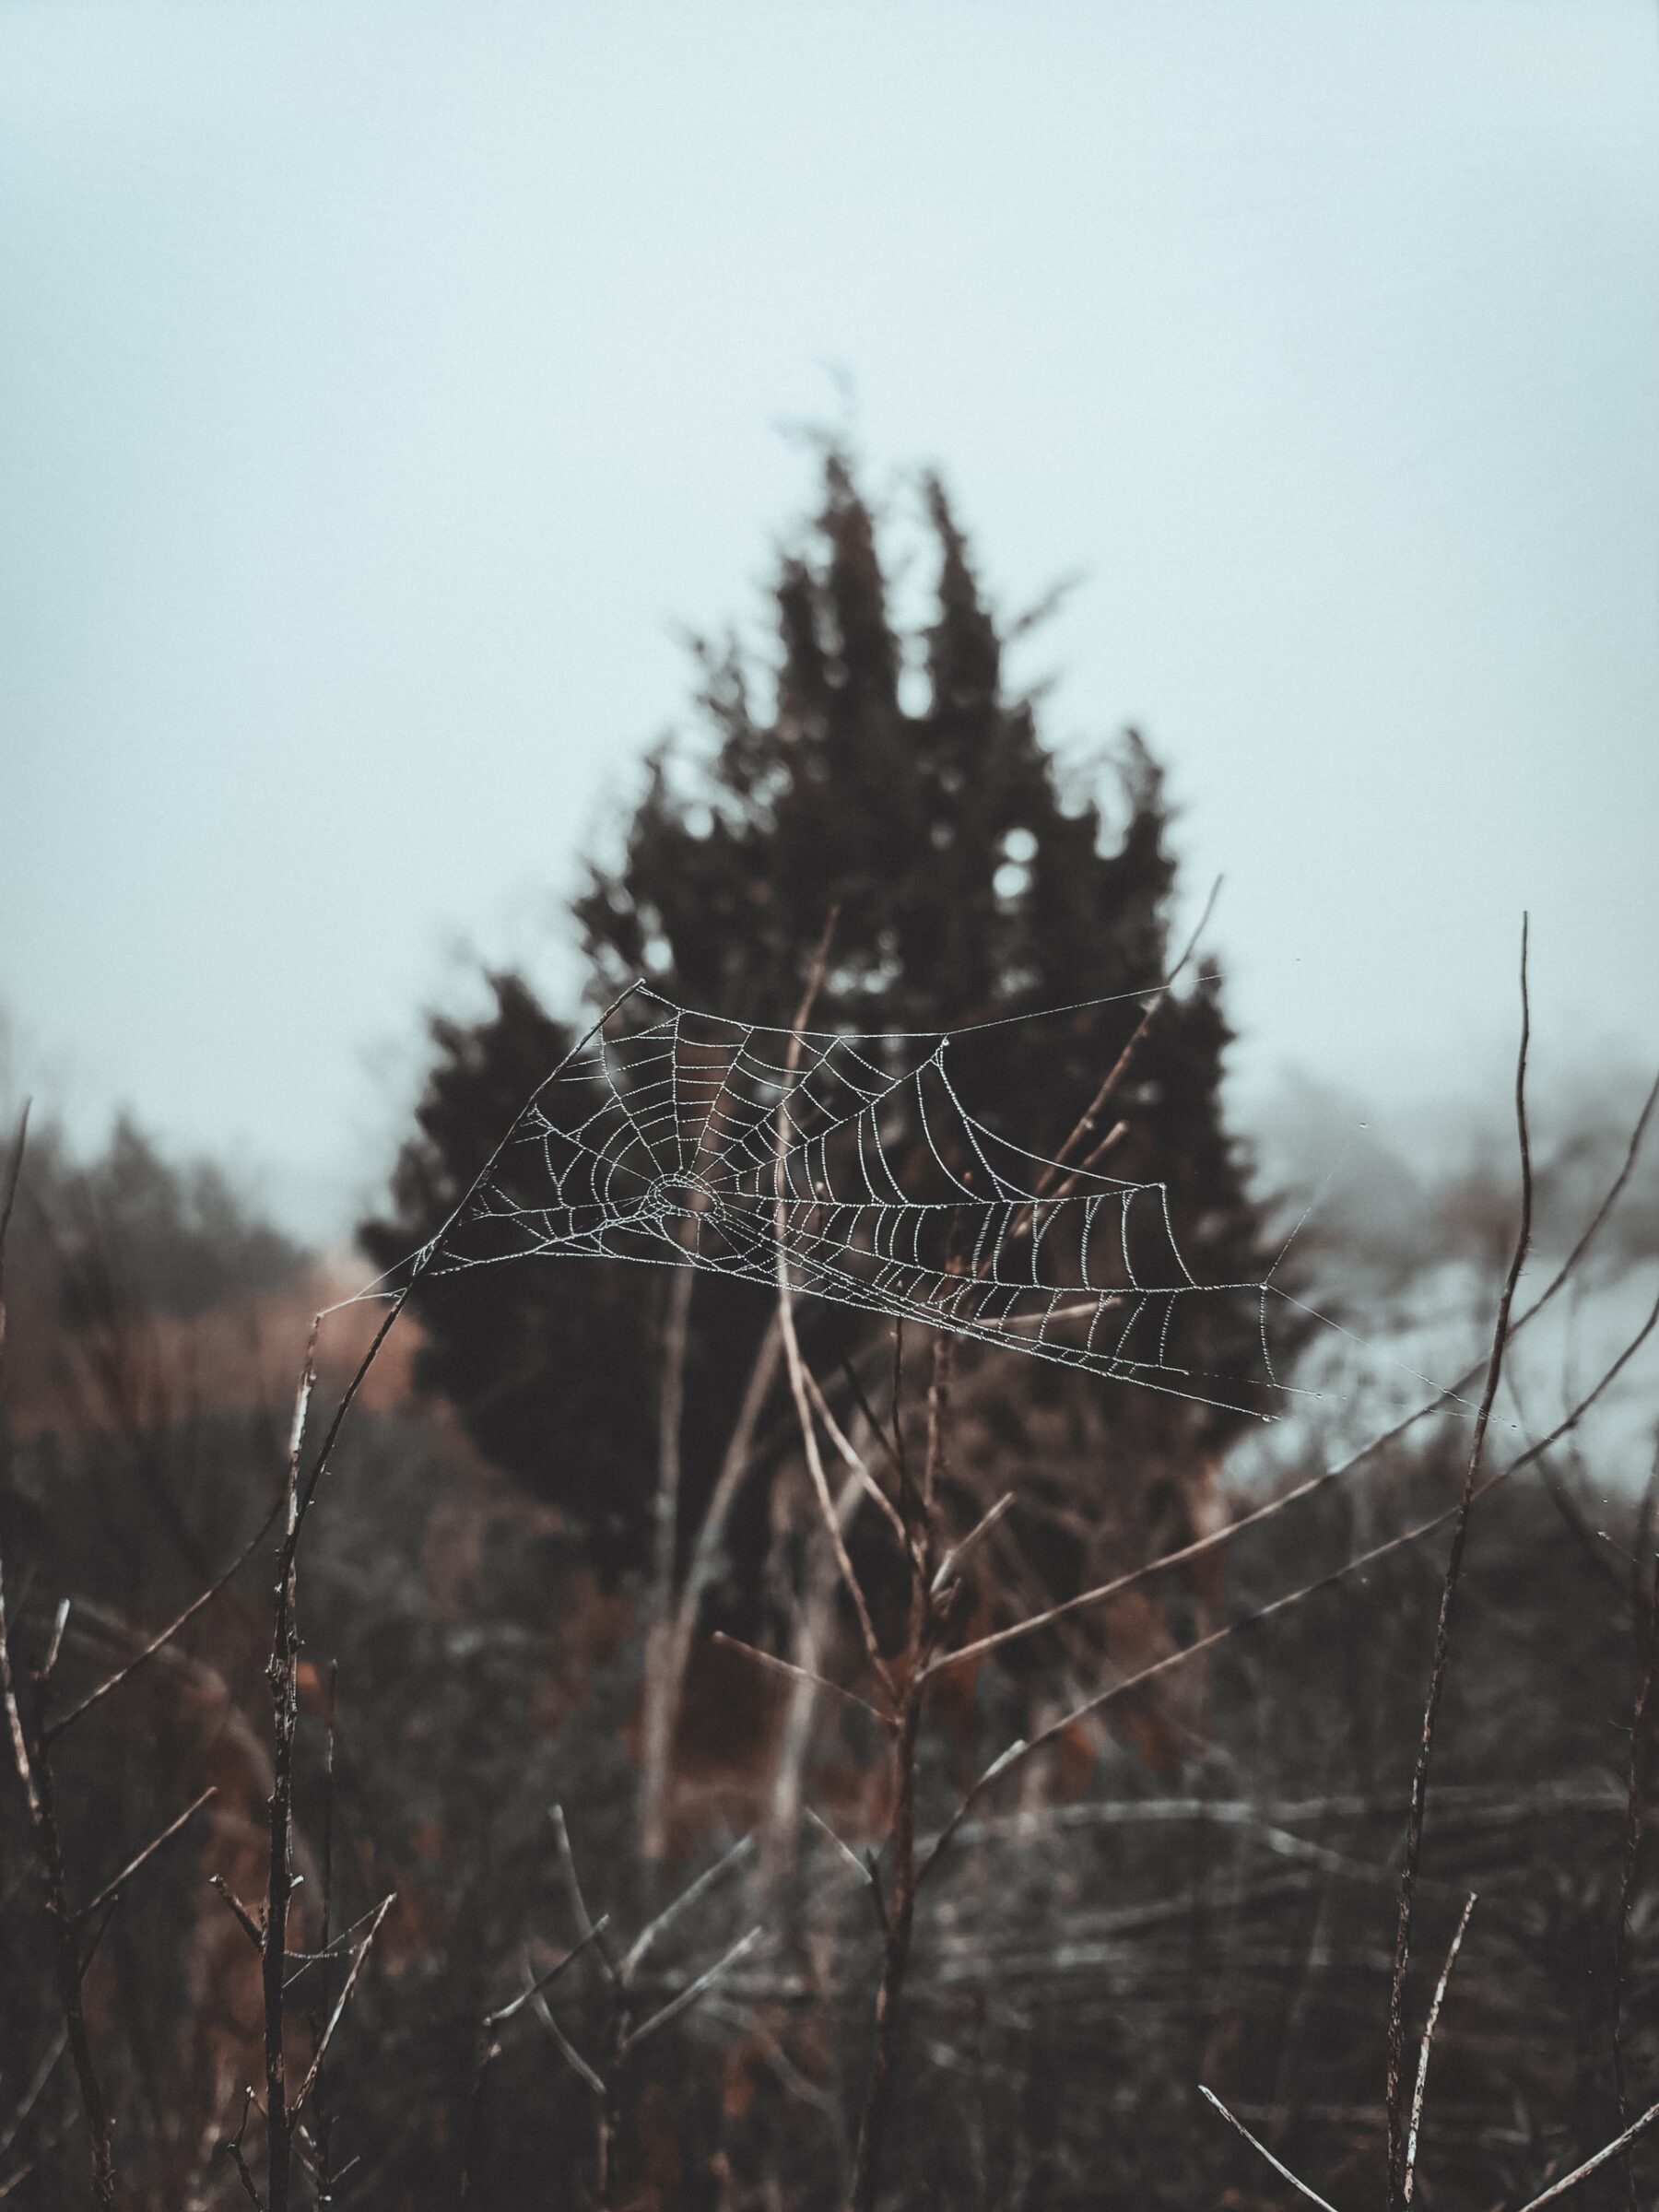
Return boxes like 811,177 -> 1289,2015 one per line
1403,1893 -> 1476,2205
0,1524 -> 116,2203
76,1786 -> 216,1924
260,1335 -> 318,2212
1515,2093 -> 1659,2210
932,1492 -> 1016,1595
0,1101 -> 29,1324
283,1900 -> 388,1994
806,1806 -> 888,1933
1037,878 -> 1218,1209
210,1874 -> 265,1954
217,2088 -> 265,2209
487,1916 -> 611,2029
772,911 -> 896,1695
776,1220 -> 894,1696
932,1053 -> 1659,1682
522,1957 -> 606,2096
620,1839 -> 754,1982
621,1926 -> 764,2053
0,2029 -> 66,2164
639,1236 -> 698,1864
291,1893 -> 394,2114
48,1499 -> 283,1742
1385,921 -> 1533,2212
1613,1491 -> 1659,2212
919,1256 -> 1659,1893
548,1805 -> 618,1983
801,1362 -> 906,1543
39,1602 -> 69,1685
712,1631 -> 894,1728
1198,2085 -> 1344,2212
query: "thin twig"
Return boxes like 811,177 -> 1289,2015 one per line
712,1632 -> 895,1728
1199,2084 -> 1344,2212
918,1277 -> 1654,1893
523,1959 -> 606,2097
773,922 -> 896,1696
291,1893 -> 394,2114
259,1336 -> 317,2212
1386,922 -> 1533,2212
210,1875 -> 265,1954
218,2087 -> 265,2209
1514,2092 -> 1659,2209
459,1919 -> 610,2202
0,1106 -> 117,2209
801,1363 -> 907,1543
311,1656 -> 339,2196
930,1054 -> 1659,1681
47,1501 -> 284,1742
39,1601 -> 69,1684
76,1786 -> 216,1923
932,1492 -> 1016,1596
283,1901 -> 386,1994
0,2028 -> 66,2164
1010,877 -> 1221,1239
1612,1491 -> 1659,2212
806,1806 -> 888,1929
1403,1893 -> 1476,2205
488,1917 -> 612,2028
620,1839 -> 754,1981
620,1926 -> 764,2053
547,1805 -> 618,1982
640,1235 -> 698,1865
849,1323 -> 953,2212
651,1316 -> 782,1864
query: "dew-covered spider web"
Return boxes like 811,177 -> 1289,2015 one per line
368,981 -> 1341,1424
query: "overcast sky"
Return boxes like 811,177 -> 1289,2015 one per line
2,1 -> 1655,1235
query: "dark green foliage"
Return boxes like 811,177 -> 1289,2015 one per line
365,453 -> 1278,1592
360,976 -> 663,1574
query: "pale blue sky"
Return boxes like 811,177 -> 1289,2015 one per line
2,1 -> 1655,1232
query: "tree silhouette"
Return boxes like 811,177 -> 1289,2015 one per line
363,452 -> 1279,1615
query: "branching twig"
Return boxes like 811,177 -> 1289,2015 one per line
806,1806 -> 888,1932
291,1892 -> 393,2115
929,1053 -> 1658,1682
773,912 -> 897,1697
218,2088 -> 265,2209
1403,1893 -> 1476,2204
1001,877 -> 1222,1256
1199,2083 -> 1344,2212
1612,1489 -> 1659,2212
1513,2091 -> 1659,2210
621,1926 -> 763,2053
46,1503 -> 284,1743
620,1836 -> 754,1980
1385,924 -> 1533,2212
76,1786 -> 216,1924
848,1323 -> 956,2212
712,1631 -> 895,1728
0,1106 -> 118,2209
459,1918 -> 611,2201
258,1336 -> 317,2212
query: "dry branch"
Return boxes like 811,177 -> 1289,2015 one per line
1199,2084 -> 1344,2212
1385,924 -> 1532,2212
1403,1893 -> 1476,2205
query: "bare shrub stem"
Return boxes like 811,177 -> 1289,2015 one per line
1383,920 -> 1533,2211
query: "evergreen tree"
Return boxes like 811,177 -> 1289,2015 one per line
363,453 -> 1278,1616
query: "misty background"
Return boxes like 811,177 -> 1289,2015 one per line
3,0 -> 1656,1240
7,10 -> 1659,2211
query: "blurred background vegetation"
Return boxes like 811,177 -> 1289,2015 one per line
3,455 -> 1657,2211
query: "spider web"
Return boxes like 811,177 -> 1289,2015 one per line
383,982 -> 1313,1423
